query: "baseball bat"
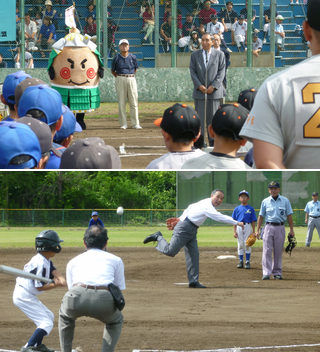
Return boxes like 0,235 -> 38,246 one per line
0,264 -> 54,284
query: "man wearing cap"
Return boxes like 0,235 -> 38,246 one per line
304,192 -> 320,247
189,32 -> 226,147
111,39 -> 141,130
0,121 -> 45,169
232,15 -> 247,51
178,13 -> 199,50
88,211 -> 104,228
256,181 -> 294,280
60,137 -> 121,169
143,190 -> 244,288
263,5 -> 279,43
182,103 -> 251,169
271,15 -> 285,53
145,103 -> 206,169
252,34 -> 263,57
1,71 -> 31,122
204,14 -> 230,51
239,0 -> 320,169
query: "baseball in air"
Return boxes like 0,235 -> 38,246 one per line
117,207 -> 124,215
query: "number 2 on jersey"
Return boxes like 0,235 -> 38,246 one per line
303,83 -> 320,138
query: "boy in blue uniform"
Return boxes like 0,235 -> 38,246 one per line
88,211 -> 104,228
232,190 -> 257,269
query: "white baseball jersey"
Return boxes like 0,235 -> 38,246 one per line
253,38 -> 263,50
232,21 -> 247,36
239,54 -> 320,169
206,21 -> 224,35
146,148 -> 206,169
181,153 -> 252,169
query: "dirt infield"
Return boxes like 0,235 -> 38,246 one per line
1,246 -> 320,352
77,117 -> 167,169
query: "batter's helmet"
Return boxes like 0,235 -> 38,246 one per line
35,229 -> 64,253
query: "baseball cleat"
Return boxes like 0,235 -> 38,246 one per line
305,243 -> 310,247
189,282 -> 206,288
237,260 -> 244,268
24,344 -> 55,352
133,125 -> 143,129
120,125 -> 127,129
262,275 -> 270,280
143,231 -> 162,244
274,275 -> 283,280
245,261 -> 250,269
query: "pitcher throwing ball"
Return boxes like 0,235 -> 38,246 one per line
143,189 -> 244,288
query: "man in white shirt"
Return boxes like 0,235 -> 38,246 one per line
268,15 -> 285,54
143,190 -> 244,288
59,225 -> 125,352
24,14 -> 37,50
232,15 -> 247,51
15,48 -> 34,68
252,34 -> 263,57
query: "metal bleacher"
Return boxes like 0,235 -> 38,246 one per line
0,0 -> 308,69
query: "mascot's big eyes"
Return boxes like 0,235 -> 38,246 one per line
86,68 -> 96,79
60,67 -> 71,79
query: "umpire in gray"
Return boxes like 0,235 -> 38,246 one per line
59,225 -> 125,352
304,192 -> 320,247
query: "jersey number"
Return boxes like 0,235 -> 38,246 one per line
303,83 -> 320,138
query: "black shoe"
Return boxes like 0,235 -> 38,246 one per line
245,261 -> 250,269
237,260 -> 244,268
274,275 -> 283,280
143,231 -> 162,244
189,282 -> 206,288
262,275 -> 270,280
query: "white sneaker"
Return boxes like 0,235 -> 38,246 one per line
227,48 -> 232,52
133,125 -> 142,129
120,125 -> 127,129
244,47 -> 247,52
263,38 -> 266,43
254,28 -> 260,34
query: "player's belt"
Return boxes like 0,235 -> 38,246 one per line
185,217 -> 199,229
243,222 -> 251,225
117,74 -> 135,77
310,216 -> 320,218
73,283 -> 109,290
266,222 -> 284,226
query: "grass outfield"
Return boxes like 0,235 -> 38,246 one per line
0,226 -> 314,249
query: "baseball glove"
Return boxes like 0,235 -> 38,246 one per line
285,234 -> 297,256
166,217 -> 180,230
246,233 -> 256,247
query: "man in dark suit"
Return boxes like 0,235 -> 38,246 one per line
189,32 -> 226,146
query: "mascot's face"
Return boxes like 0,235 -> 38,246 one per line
51,46 -> 100,87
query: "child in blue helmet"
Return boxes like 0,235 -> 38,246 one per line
88,211 -> 104,228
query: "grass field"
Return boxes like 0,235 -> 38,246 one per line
0,226 -> 315,249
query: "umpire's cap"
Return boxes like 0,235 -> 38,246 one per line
312,192 -> 318,196
268,181 -> 280,188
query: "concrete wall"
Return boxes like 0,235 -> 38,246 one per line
0,66 -> 284,102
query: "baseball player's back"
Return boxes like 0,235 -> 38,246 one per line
240,54 -> 320,169
182,153 -> 252,169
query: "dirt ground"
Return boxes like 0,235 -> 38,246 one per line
74,117 -> 173,169
1,246 -> 320,352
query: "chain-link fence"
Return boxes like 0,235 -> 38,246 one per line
0,208 -> 309,227
0,0 -> 308,69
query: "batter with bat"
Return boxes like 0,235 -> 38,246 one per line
13,229 -> 67,352
143,189 -> 244,288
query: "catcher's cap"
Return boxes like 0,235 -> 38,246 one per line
312,192 -> 318,196
307,0 -> 320,31
92,211 -> 99,216
239,190 -> 249,197
237,88 -> 258,111
211,103 -> 249,140
268,181 -> 280,188
154,103 -> 201,140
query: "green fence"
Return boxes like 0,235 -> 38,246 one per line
0,208 -> 307,227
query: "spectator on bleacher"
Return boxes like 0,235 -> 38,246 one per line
23,14 -> 37,51
198,0 -> 217,26
107,19 -> 119,58
142,4 -> 155,44
252,34 -> 263,57
270,15 -> 285,54
160,15 -> 181,51
1,71 -> 31,122
240,1 -> 259,33
0,53 -> 7,68
35,12 -> 43,34
37,16 -> 57,58
202,14 -> 230,51
178,13 -> 199,50
263,5 -> 279,43
84,1 -> 96,23
14,48 -> 34,69
163,5 -> 182,35
189,30 -> 202,51
212,34 -> 229,89
220,1 -> 237,32
232,14 -> 247,52
42,0 -> 59,30
84,15 -> 97,41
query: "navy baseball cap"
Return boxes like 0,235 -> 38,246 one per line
18,85 -> 64,125
211,103 -> 249,140
53,105 -> 82,142
239,14 -> 245,19
15,77 -> 48,108
0,121 -> 42,169
91,211 -> 98,216
2,71 -> 31,105
210,14 -> 218,19
237,88 -> 258,111
239,190 -> 249,197
307,0 -> 320,31
154,103 -> 201,140
60,137 -> 121,169
268,181 -> 280,188
312,192 -> 318,196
